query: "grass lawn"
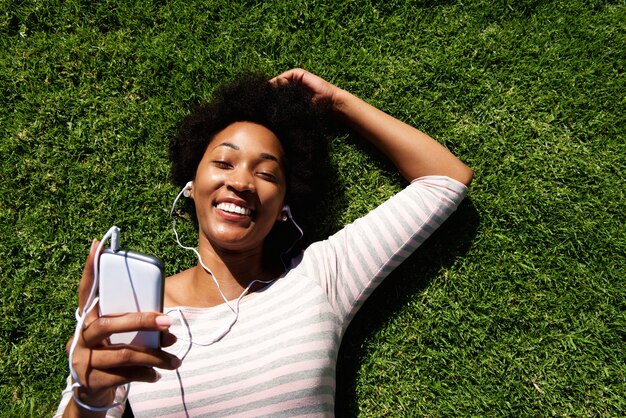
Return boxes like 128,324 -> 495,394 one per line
1,0 -> 625,416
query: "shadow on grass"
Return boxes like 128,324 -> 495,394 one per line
335,197 -> 480,416
122,181 -> 478,418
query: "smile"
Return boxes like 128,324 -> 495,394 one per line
216,202 -> 252,216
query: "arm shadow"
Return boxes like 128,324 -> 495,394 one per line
334,197 -> 480,416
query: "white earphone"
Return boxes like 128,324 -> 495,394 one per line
182,181 -> 192,198
280,205 -> 289,221
181,182 -> 293,224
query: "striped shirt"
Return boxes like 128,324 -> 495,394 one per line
56,176 -> 467,417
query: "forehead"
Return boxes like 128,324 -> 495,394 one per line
208,122 -> 284,161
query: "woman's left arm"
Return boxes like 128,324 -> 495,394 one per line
273,68 -> 473,186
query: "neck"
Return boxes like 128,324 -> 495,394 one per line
192,237 -> 275,303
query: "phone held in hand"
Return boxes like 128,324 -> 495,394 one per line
98,249 -> 165,348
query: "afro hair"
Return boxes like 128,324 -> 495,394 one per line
169,72 -> 336,262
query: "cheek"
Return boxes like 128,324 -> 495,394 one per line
262,187 -> 286,211
193,171 -> 223,197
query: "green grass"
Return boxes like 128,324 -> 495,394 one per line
1,0 -> 625,416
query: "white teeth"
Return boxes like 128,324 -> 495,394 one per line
217,202 -> 251,216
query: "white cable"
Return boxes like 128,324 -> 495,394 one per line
168,184 -> 283,415
169,187 -> 239,314
280,205 -> 304,269
169,185 -> 277,345
66,226 -> 130,412
165,277 -> 273,350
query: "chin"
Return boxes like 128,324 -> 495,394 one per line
201,223 -> 272,253
206,233 -> 260,253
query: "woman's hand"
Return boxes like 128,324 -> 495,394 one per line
64,241 -> 180,416
272,68 -> 473,185
271,68 -> 344,109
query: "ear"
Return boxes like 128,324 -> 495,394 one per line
277,204 -> 289,222
184,181 -> 194,199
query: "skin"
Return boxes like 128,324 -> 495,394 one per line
165,122 -> 288,307
63,69 -> 472,417
64,123 -> 288,417
272,69 -> 474,185
63,241 -> 180,418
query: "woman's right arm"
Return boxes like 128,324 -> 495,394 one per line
272,68 -> 473,186
59,241 -> 180,418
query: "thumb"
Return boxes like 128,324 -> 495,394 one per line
78,239 -> 100,314
270,68 -> 306,85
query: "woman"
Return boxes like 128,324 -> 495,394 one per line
57,69 -> 473,417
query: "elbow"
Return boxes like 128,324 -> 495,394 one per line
454,165 -> 474,187
462,167 -> 474,187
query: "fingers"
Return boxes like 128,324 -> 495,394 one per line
73,365 -> 163,399
66,328 -> 178,359
84,345 -> 181,370
271,68 -> 343,109
101,366 -> 164,385
270,68 -> 307,84
82,312 -> 174,346
78,240 -> 99,314
80,366 -> 163,392
71,344 -> 180,388
68,323 -> 181,398
69,343 -> 179,376
69,364 -> 162,411
161,330 -> 177,347
67,241 -> 182,407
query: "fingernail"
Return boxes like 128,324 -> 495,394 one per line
171,357 -> 182,368
153,371 -> 162,382
155,315 -> 174,327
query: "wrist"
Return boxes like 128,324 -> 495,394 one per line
330,88 -> 352,115
73,387 -> 116,414
73,380 -> 115,406
65,398 -> 108,418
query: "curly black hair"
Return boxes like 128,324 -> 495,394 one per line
169,72 -> 336,262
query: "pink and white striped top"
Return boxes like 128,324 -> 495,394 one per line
56,175 -> 467,417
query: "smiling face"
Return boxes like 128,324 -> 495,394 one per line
189,121 -> 287,254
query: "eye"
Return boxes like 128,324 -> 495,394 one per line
212,160 -> 232,169
257,171 -> 278,183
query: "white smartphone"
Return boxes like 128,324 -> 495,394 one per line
98,249 -> 165,348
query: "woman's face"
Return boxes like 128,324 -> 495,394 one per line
190,121 -> 287,253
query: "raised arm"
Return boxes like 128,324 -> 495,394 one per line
273,68 -> 473,186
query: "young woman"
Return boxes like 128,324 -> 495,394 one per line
57,68 -> 473,417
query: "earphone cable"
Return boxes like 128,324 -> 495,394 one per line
65,226 -> 130,413
169,186 -> 239,314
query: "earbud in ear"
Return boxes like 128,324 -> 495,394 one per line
280,205 -> 290,222
183,181 -> 193,198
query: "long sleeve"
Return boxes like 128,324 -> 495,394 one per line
54,176 -> 468,417
295,175 -> 468,331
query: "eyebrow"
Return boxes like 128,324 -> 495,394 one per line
216,142 -> 280,163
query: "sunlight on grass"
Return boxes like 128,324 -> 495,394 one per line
1,0 -> 625,415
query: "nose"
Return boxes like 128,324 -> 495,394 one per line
225,168 -> 256,193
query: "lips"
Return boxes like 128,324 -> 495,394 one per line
216,202 -> 252,216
